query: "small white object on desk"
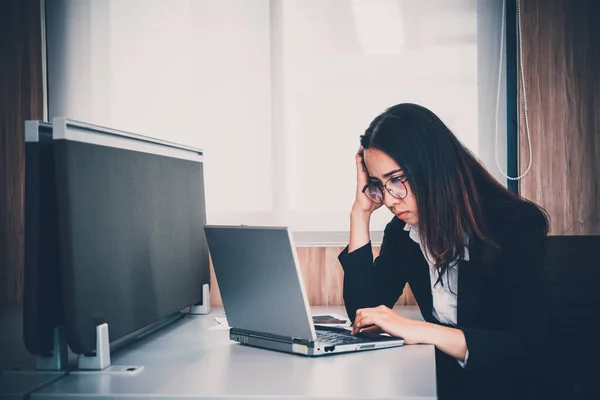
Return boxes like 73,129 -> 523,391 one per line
311,312 -> 352,330
208,316 -> 230,331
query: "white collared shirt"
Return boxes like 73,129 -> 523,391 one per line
404,223 -> 469,367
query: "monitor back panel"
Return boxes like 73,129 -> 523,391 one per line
23,122 -> 64,356
54,123 -> 209,355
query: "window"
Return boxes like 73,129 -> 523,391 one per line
46,0 -> 506,243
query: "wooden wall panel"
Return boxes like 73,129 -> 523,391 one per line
518,0 -> 600,235
0,0 -> 44,306
209,246 -> 417,307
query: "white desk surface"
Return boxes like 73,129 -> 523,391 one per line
0,306 -> 68,400
0,371 -> 65,400
30,306 -> 437,400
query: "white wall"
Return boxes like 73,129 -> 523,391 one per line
47,0 -> 274,227
274,0 -> 481,232
46,0 -> 507,241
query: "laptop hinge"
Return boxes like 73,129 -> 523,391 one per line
231,328 -> 314,348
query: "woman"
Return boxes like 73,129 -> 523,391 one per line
338,103 -> 550,400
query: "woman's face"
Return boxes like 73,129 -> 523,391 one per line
363,148 -> 419,225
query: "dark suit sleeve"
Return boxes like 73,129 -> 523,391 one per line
338,219 -> 407,322
460,224 -> 549,373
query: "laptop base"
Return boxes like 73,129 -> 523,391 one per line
230,327 -> 404,357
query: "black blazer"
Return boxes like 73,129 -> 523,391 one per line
338,209 -> 549,400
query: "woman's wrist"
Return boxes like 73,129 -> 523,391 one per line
418,322 -> 468,361
350,205 -> 372,221
349,206 -> 371,252
417,321 -> 442,344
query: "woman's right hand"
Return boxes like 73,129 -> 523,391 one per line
353,146 -> 383,216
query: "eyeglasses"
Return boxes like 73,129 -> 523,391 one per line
362,175 -> 409,204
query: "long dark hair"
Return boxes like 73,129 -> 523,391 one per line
361,103 -> 549,284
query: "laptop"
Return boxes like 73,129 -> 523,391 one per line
204,225 -> 405,356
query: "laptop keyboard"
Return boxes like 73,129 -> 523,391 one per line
316,330 -> 367,345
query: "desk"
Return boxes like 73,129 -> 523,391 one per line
31,307 -> 437,399
0,371 -> 65,400
0,306 -> 67,400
